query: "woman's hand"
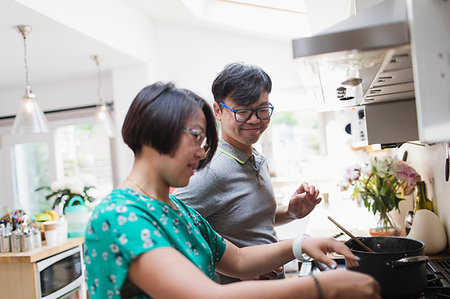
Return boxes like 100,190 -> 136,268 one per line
301,237 -> 360,268
315,270 -> 381,299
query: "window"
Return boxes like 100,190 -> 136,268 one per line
1,133 -> 56,215
0,109 -> 115,216
55,124 -> 113,199
270,109 -> 322,179
262,109 -> 379,240
12,142 -> 52,214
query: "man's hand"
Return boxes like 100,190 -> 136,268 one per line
287,183 -> 321,219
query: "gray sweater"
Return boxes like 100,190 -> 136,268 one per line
174,140 -> 278,283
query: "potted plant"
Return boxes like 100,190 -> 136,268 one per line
340,156 -> 419,235
36,176 -> 96,213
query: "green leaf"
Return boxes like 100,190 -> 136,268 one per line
35,186 -> 51,192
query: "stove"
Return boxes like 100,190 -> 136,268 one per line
422,259 -> 450,299
299,258 -> 450,299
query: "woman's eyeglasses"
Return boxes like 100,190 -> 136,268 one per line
183,127 -> 209,152
219,102 -> 274,122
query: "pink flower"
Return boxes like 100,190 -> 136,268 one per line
344,164 -> 361,183
350,170 -> 360,181
394,161 -> 418,187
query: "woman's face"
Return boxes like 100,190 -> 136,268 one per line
163,108 -> 207,188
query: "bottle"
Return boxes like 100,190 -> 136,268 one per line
57,202 -> 68,244
414,175 -> 434,213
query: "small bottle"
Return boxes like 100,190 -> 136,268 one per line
57,203 -> 68,244
414,175 -> 434,213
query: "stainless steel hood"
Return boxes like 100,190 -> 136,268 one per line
292,0 -> 413,110
292,0 -> 450,143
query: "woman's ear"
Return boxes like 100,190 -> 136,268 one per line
213,102 -> 222,120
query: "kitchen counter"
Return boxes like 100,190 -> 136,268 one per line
0,237 -> 84,263
0,237 -> 86,299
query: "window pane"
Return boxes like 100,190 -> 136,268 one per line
12,142 -> 52,214
55,124 -> 113,199
271,110 -> 321,178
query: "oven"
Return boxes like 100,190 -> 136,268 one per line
35,245 -> 86,299
299,258 -> 450,299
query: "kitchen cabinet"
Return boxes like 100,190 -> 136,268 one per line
0,237 -> 86,299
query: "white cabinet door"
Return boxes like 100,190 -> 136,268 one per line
408,0 -> 450,142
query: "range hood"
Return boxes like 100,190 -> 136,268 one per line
292,0 -> 412,110
292,0 -> 450,144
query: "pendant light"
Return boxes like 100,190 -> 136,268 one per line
91,55 -> 115,138
11,25 -> 49,134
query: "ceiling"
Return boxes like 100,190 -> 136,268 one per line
0,0 -> 144,91
0,0 -> 352,95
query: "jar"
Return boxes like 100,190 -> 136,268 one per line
65,196 -> 90,238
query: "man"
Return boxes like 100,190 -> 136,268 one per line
174,62 -> 321,283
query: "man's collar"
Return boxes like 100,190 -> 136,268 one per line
218,139 -> 253,165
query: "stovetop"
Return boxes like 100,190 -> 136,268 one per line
299,258 -> 450,299
422,259 -> 450,299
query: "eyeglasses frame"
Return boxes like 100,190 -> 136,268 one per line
219,102 -> 274,122
183,127 -> 209,151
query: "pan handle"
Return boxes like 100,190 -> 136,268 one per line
385,255 -> 429,269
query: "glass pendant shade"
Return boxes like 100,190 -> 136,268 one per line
12,25 -> 49,135
92,104 -> 115,138
11,86 -> 49,134
91,55 -> 115,138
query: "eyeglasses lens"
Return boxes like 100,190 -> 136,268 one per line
235,107 -> 273,122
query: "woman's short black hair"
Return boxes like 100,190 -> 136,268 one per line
122,82 -> 217,169
211,62 -> 272,106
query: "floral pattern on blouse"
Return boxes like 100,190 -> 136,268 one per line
84,188 -> 227,299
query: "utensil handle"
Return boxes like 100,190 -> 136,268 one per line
445,157 -> 449,182
314,260 -> 331,271
327,216 -> 375,253
386,255 -> 429,269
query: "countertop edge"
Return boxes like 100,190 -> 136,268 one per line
0,237 -> 84,263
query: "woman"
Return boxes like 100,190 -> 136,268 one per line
84,82 -> 380,299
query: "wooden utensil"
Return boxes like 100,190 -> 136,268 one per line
327,216 -> 375,253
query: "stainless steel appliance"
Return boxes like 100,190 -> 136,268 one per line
292,0 -> 450,144
35,245 -> 86,299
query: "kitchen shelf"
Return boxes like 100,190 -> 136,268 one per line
0,237 -> 84,264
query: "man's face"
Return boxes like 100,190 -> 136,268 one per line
214,92 -> 271,153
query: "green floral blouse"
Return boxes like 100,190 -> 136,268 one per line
84,188 -> 227,298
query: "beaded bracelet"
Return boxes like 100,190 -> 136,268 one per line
292,233 -> 312,261
312,275 -> 324,299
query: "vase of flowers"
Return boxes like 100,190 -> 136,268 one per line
340,156 -> 419,235
36,176 -> 95,213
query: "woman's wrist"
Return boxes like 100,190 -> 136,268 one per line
292,233 -> 312,261
312,275 -> 324,299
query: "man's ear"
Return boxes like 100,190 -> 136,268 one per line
213,102 -> 222,120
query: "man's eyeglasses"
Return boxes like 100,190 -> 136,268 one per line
219,102 -> 274,122
183,127 -> 209,151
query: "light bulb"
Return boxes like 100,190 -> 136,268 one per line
25,98 -> 34,114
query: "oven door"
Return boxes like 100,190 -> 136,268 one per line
36,245 -> 85,299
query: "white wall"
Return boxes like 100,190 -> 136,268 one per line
392,143 -> 450,243
14,0 -> 157,64
154,21 -> 308,105
111,64 -> 155,186
0,74 -> 113,117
